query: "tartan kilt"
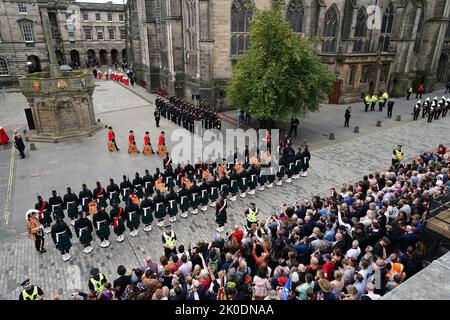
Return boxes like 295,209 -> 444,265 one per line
220,184 -> 229,198
286,162 -> 295,177
40,213 -> 52,225
67,204 -> 79,219
97,196 -> 108,209
135,188 -> 144,199
210,188 -> 219,201
167,201 -> 178,216
294,160 -> 303,174
248,175 -> 257,189
215,212 -> 227,225
180,197 -> 190,211
200,190 -> 209,206
155,204 -> 167,219
191,194 -> 200,208
109,193 -> 121,206
56,234 -> 72,252
303,159 -> 310,171
122,190 -> 131,202
53,208 -> 65,219
276,166 -> 285,179
96,224 -> 110,238
258,174 -> 267,185
230,180 -> 239,194
142,210 -> 154,224
113,220 -> 125,235
126,215 -> 140,229
79,229 -> 93,245
239,179 -> 248,192
267,173 -> 276,183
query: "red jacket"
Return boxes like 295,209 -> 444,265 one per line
108,130 -> 115,142
129,134 -> 135,144
144,135 -> 150,145
158,135 -> 165,146
418,84 -> 424,93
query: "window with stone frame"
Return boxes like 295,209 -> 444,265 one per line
348,65 -> 357,87
108,27 -> 115,40
378,2 -> 394,52
96,13 -> 101,22
414,7 -> 425,53
68,29 -> 76,41
97,28 -> 104,40
286,0 -> 304,33
0,57 -> 9,76
230,0 -> 252,56
379,64 -> 390,83
84,27 -> 92,40
185,0 -> 198,76
18,3 -> 28,14
20,22 -> 34,42
322,6 -> 339,53
108,13 -> 113,22
83,13 -> 89,21
353,8 -> 367,53
119,14 -> 124,22
120,28 -> 126,40
360,65 -> 375,84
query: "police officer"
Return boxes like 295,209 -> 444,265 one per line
63,187 -> 79,226
364,93 -> 371,111
93,205 -> 111,248
79,183 -> 93,213
245,203 -> 259,229
392,144 -> 404,166
141,193 -> 154,232
406,85 -> 413,100
51,216 -> 73,262
162,225 -> 177,258
88,268 -> 107,293
107,178 -> 121,207
19,279 -> 44,300
371,94 -> 378,111
74,211 -> 94,254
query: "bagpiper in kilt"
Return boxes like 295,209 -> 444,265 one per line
109,202 -> 125,242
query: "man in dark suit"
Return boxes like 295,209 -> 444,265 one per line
13,132 -> 26,158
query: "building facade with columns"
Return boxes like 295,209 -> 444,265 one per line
126,0 -> 450,106
0,0 -> 127,87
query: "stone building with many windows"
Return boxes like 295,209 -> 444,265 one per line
126,0 -> 450,107
0,0 -> 126,86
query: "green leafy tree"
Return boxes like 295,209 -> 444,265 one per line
227,5 -> 334,124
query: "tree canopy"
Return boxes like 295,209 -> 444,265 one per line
226,5 -> 334,121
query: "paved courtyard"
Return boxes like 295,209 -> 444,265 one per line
0,79 -> 449,299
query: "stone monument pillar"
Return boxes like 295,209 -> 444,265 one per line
18,7 -> 101,142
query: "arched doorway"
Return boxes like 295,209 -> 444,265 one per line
99,49 -> 108,65
111,49 -> 118,65
55,50 -> 65,65
70,50 -> 80,67
121,49 -> 127,62
437,54 -> 448,83
27,55 -> 41,73
87,49 -> 97,66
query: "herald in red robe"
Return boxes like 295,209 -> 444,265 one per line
158,135 -> 165,146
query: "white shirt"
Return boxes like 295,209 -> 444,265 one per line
346,247 -> 361,260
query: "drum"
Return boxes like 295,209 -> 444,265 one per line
143,145 -> 153,155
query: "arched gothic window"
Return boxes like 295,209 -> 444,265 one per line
353,8 -> 367,52
230,0 -> 252,56
378,2 -> 394,52
0,57 -> 9,75
322,6 -> 338,53
286,0 -> 304,33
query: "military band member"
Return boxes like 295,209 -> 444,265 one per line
154,189 -> 167,227
51,216 -> 73,261
248,164 -> 258,195
79,184 -> 93,213
63,187 -> 79,226
163,153 -> 172,170
109,202 -> 125,242
301,146 -> 311,177
94,181 -> 108,209
166,187 -> 179,222
164,164 -> 176,190
276,157 -> 286,186
239,165 -> 249,198
143,131 -> 154,155
93,206 -> 111,248
219,172 -> 230,199
107,126 -> 120,151
435,103 -> 442,120
284,145 -> 296,183
190,179 -> 201,215
158,131 -> 167,156
143,169 -> 155,196
229,169 -> 239,201
128,130 -> 140,153
267,164 -> 276,188
47,191 -> 64,222
124,199 -> 140,237
208,175 -> 220,207
199,178 -> 210,212
185,161 -> 195,181
74,211 -> 94,254
195,162 -> 204,181
107,178 -> 121,206
178,183 -> 191,219
258,164 -> 268,191
215,194 -> 227,233
162,225 -> 177,258
141,193 -> 154,232
35,195 -> 52,233
133,172 -> 144,199
120,175 -> 133,202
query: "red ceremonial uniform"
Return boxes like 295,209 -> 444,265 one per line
0,127 -> 10,144
108,130 -> 115,142
144,135 -> 150,145
158,135 -> 165,146
129,134 -> 135,144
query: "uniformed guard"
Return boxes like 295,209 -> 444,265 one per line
219,171 -> 230,199
229,169 -> 239,201
239,165 -> 249,198
164,164 -> 176,190
276,156 -> 286,186
154,189 -> 167,227
143,131 -> 154,155
258,164 -> 268,191
165,187 -> 179,222
208,175 -> 220,207
392,144 -> 404,167
141,193 -> 154,232
215,194 -> 227,233
88,268 -> 107,293
143,169 -> 155,197
133,172 -> 144,199
62,187 -> 79,226
74,211 -> 94,254
93,181 -> 108,209
245,203 -> 259,229
248,164 -> 258,195
293,147 -> 303,180
120,175 -> 133,202
93,206 -> 111,248
35,195 -> 52,233
79,184 -> 93,213
19,279 -> 44,300
190,179 -> 201,215
124,198 -> 140,237
162,225 -> 177,258
178,183 -> 191,219
199,178 -> 210,212
300,145 -> 311,177
107,178 -> 121,207
51,216 -> 73,262
49,189 -> 64,220
109,201 -> 125,242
